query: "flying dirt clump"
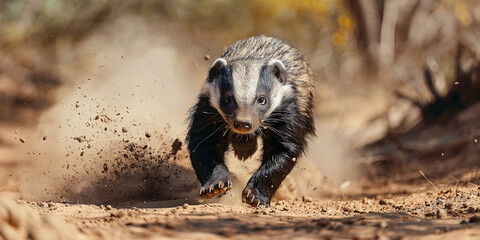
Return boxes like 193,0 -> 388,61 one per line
171,139 -> 182,156
60,137 -> 198,205
16,82 -> 200,204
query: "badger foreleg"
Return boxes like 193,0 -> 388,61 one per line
242,107 -> 312,207
242,150 -> 297,207
186,98 -> 233,199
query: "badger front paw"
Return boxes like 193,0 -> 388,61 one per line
242,186 -> 270,208
199,167 -> 233,199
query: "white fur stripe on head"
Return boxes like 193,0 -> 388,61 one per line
232,64 -> 260,107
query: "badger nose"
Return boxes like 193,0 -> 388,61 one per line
233,120 -> 252,131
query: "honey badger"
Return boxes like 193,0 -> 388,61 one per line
186,35 -> 315,207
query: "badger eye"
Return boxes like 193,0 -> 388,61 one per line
258,96 -> 267,105
223,95 -> 232,105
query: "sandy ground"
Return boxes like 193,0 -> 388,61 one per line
3,185 -> 480,239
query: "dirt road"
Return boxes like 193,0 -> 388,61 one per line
0,184 -> 476,239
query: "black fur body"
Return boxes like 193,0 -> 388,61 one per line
186,35 -> 315,207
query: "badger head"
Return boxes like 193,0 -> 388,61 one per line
201,57 -> 292,135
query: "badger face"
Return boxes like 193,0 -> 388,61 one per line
202,58 -> 292,135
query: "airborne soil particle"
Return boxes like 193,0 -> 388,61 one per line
171,138 -> 182,156
74,136 -> 86,143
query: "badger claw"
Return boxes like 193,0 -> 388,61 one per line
242,187 -> 270,208
199,174 -> 233,199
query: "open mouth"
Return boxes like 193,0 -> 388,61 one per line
228,122 -> 257,135
231,128 -> 255,134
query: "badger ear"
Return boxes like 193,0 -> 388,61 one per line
208,58 -> 228,82
268,59 -> 287,84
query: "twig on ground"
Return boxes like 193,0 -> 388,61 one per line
420,170 -> 439,192
449,175 -> 460,187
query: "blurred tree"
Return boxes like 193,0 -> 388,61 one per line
344,0 -> 478,78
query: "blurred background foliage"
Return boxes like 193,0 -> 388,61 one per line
1,0 -> 477,68
0,0 -> 476,51
0,0 -> 353,53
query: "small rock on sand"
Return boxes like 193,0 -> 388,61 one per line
437,209 -> 448,218
469,215 -> 480,223
302,196 -> 313,203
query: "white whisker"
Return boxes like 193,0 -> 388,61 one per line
193,123 -> 227,152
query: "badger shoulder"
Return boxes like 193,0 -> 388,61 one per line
221,35 -> 315,117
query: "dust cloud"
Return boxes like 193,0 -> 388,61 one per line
15,17 -> 204,204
